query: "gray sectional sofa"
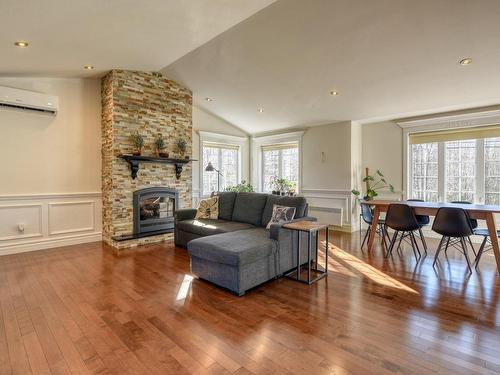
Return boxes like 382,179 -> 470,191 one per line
174,192 -> 317,296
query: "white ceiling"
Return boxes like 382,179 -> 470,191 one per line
162,0 -> 500,134
0,0 -> 275,77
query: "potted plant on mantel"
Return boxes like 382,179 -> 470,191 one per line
176,138 -> 188,159
154,134 -> 169,158
130,131 -> 144,156
351,168 -> 394,201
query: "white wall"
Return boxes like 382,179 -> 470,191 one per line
300,121 -> 357,230
191,106 -> 249,202
0,78 -> 102,254
362,120 -> 403,195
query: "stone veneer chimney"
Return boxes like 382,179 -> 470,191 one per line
101,70 -> 192,249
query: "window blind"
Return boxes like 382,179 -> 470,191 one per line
202,141 -> 240,150
409,125 -> 500,145
261,142 -> 299,151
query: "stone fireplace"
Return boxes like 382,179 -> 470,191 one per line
101,70 -> 192,249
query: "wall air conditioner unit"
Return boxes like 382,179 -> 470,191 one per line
0,85 -> 59,114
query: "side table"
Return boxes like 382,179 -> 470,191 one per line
282,221 -> 330,284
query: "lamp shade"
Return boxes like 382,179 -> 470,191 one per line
205,161 -> 215,172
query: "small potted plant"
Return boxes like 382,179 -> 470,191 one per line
352,168 -> 395,201
154,134 -> 169,158
287,181 -> 297,196
176,138 -> 188,159
130,131 -> 144,156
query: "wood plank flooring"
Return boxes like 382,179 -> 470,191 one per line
0,231 -> 499,374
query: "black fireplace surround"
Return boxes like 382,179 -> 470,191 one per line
133,187 -> 178,235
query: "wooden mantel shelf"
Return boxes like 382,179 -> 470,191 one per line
118,155 -> 197,180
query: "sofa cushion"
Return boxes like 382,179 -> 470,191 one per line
232,192 -> 268,226
216,192 -> 237,221
177,219 -> 254,236
261,195 -> 307,227
188,228 -> 276,266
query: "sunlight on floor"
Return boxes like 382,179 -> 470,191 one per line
324,241 -> 420,294
176,274 -> 194,301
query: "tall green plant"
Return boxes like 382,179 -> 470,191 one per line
352,169 -> 394,200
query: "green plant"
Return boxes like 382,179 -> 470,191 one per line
176,138 -> 187,154
351,169 -> 394,200
274,177 -> 289,192
225,180 -> 255,193
130,131 -> 144,152
154,134 -> 166,152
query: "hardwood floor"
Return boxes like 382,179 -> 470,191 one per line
0,231 -> 499,375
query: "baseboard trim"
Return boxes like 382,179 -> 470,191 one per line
0,232 -> 102,256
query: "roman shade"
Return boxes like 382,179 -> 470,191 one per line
409,125 -> 500,144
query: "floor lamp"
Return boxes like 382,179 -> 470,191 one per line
205,162 -> 223,192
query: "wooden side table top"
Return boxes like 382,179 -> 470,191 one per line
282,221 -> 329,232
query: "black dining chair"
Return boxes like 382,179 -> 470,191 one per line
432,207 -> 474,273
385,204 -> 422,261
407,199 -> 429,254
360,203 -> 390,249
439,201 -> 478,257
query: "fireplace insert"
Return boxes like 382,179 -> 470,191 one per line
133,187 -> 178,235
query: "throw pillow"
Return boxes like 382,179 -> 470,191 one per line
195,196 -> 219,219
266,204 -> 296,229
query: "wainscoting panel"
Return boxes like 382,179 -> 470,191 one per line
301,189 -> 354,231
0,192 -> 102,255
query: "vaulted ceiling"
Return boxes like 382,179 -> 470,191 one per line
162,0 -> 500,134
0,0 -> 275,77
2,0 -> 500,135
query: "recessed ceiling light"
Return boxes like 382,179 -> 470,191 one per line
258,107 -> 264,113
459,58 -> 472,66
84,65 -> 95,70
14,41 -> 29,48
205,97 -> 213,102
330,90 -> 339,96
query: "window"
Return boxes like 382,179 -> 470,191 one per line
408,126 -> 500,204
262,143 -> 299,192
485,137 -> 500,205
202,143 -> 239,195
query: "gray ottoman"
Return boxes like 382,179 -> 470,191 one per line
187,228 -> 278,296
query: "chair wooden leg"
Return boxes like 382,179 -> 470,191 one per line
444,237 -> 450,252
361,225 -> 371,249
474,236 -> 488,269
386,230 -> 398,258
467,236 -> 476,257
418,227 -> 428,254
460,237 -> 473,273
409,232 -> 420,261
433,236 -> 446,267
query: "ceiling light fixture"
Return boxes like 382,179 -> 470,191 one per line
459,58 -> 472,66
330,90 -> 339,96
258,107 -> 264,113
14,41 -> 29,48
84,65 -> 95,70
205,97 -> 213,102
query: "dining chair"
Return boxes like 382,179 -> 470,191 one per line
385,204 -> 422,261
360,203 -> 390,249
406,199 -> 429,254
432,207 -> 474,273
442,201 -> 477,257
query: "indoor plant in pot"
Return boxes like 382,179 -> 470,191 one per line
154,134 -> 169,157
130,131 -> 144,156
176,138 -> 188,159
351,168 -> 394,201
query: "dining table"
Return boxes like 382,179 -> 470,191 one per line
361,200 -> 500,274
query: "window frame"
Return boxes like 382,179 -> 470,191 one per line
201,142 -> 240,196
401,110 -> 500,204
261,144 -> 299,193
